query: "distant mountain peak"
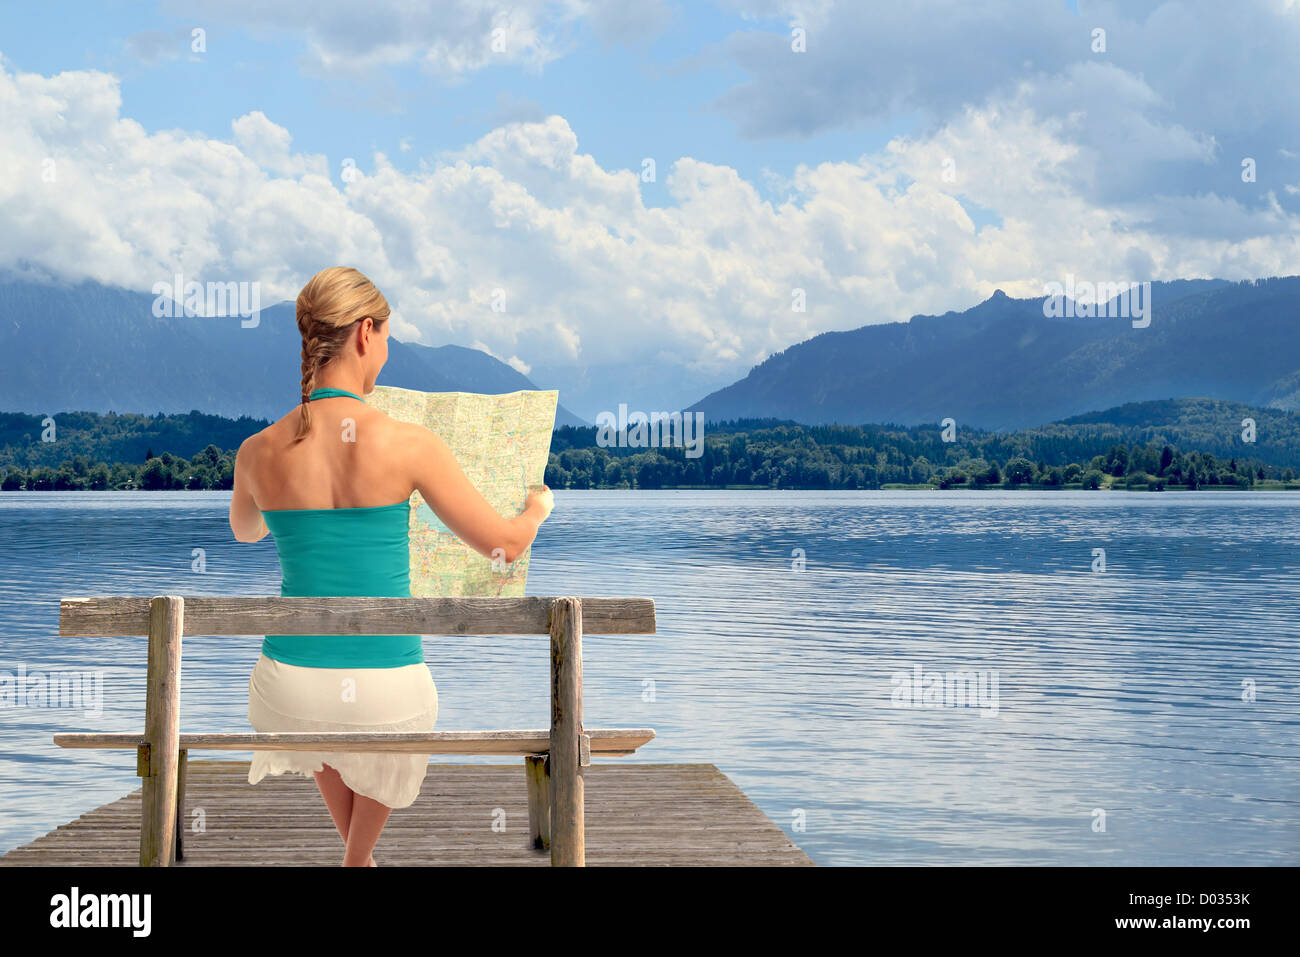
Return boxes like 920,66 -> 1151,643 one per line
686,274 -> 1300,430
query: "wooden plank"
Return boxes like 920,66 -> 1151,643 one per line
54,729 -> 655,754
59,596 -> 656,637
549,596 -> 584,866
139,596 -> 182,867
0,762 -> 814,867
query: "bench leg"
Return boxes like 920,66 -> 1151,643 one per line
549,597 -> 585,866
525,754 -> 550,850
140,595 -> 183,867
174,748 -> 188,862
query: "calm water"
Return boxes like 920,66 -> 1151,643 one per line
0,489 -> 1297,865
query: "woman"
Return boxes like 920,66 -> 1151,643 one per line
228,265 -> 553,867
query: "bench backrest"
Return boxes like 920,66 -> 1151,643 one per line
59,595 -> 656,636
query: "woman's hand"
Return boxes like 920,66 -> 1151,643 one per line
525,484 -> 554,521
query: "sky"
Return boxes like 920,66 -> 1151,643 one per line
1,0 -> 1298,418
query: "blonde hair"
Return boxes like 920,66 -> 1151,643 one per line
293,266 -> 390,443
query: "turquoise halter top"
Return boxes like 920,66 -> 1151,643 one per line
259,386 -> 421,669
305,386 -> 366,402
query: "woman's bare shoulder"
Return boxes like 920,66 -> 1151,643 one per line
238,406 -> 305,453
254,408 -> 301,441
371,412 -> 435,449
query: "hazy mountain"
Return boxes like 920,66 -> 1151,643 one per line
687,277 -> 1299,430
0,278 -> 586,427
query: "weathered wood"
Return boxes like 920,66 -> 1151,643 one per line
524,754 -> 550,851
549,597 -> 584,866
140,596 -> 182,867
175,749 -> 188,861
1,762 -> 816,867
59,596 -> 655,637
54,729 -> 654,755
55,593 -> 660,867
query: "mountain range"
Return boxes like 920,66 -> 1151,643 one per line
688,276 -> 1300,430
0,278 -> 586,426
1,274 -> 1297,433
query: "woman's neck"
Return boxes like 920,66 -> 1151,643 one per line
313,376 -> 367,396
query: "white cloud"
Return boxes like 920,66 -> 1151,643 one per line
711,1 -> 1300,207
160,0 -> 671,77
1,53 -> 1297,411
471,340 -> 532,375
231,111 -> 326,178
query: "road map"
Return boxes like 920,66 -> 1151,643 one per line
368,385 -> 558,597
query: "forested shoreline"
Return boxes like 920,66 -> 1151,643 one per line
0,402 -> 1293,492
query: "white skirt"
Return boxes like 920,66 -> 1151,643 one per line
247,653 -> 438,809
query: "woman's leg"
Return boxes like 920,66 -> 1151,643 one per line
343,792 -> 392,867
314,763 -> 378,866
313,764 -> 353,841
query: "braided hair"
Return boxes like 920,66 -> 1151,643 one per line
293,266 -> 390,443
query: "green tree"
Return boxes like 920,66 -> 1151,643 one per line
196,444 -> 224,469
1004,457 -> 1035,484
53,464 -> 82,490
1081,469 -> 1104,490
1106,445 -> 1129,477
29,466 -> 56,490
1159,445 -> 1174,473
140,458 -> 171,490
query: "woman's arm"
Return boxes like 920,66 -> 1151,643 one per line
229,436 -> 269,543
403,423 -> 551,563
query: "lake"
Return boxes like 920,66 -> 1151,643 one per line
1,489 -> 1297,865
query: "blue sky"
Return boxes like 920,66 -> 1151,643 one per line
2,2 -> 904,209
1,1 -> 1297,417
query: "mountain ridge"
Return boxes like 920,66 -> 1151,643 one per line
0,278 -> 587,427
686,276 -> 1299,430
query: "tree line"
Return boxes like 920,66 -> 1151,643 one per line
543,428 -> 1283,490
2,433 -> 1286,492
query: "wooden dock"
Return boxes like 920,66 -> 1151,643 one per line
1,760 -> 814,866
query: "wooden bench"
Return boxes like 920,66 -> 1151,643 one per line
53,595 -> 656,867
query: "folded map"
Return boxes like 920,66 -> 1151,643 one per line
368,385 -> 558,597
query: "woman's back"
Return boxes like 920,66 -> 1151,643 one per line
247,392 -> 413,511
245,389 -> 423,668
